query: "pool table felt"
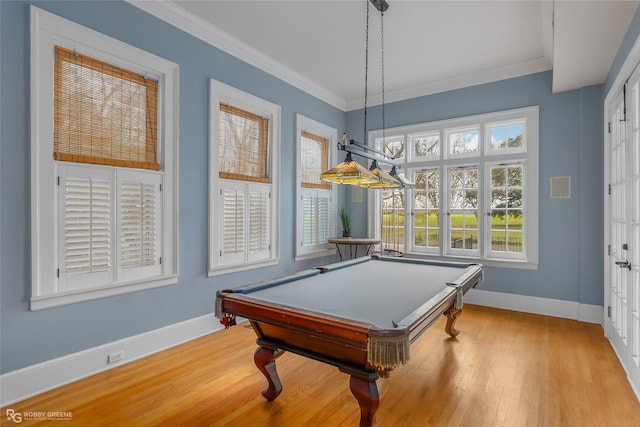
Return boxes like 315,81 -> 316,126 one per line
237,258 -> 474,329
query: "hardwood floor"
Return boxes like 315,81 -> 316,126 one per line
4,305 -> 640,426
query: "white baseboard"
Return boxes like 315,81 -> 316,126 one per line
0,314 -> 222,407
0,291 -> 604,407
464,289 -> 604,324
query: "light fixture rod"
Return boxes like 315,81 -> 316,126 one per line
347,139 -> 396,160
338,139 -> 400,167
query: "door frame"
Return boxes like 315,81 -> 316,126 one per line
605,32 -> 640,336
604,30 -> 640,400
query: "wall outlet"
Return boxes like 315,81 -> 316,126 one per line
107,350 -> 124,364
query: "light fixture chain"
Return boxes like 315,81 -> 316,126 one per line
364,0 -> 370,145
381,9 -> 385,149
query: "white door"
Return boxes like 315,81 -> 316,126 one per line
607,65 -> 640,390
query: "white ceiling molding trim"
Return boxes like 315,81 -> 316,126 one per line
126,0 -> 348,111
346,56 -> 552,111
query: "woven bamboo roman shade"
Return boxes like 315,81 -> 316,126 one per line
54,46 -> 160,171
301,130 -> 330,189
219,103 -> 270,183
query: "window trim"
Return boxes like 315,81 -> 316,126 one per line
294,114 -> 338,261
30,6 -> 179,310
368,106 -> 539,269
208,79 -> 280,276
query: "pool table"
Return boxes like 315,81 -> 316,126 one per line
215,255 -> 483,427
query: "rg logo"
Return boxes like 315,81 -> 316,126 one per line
6,409 -> 22,423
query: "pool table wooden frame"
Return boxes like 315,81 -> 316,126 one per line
215,255 -> 483,427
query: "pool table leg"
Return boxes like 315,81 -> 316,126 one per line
349,375 -> 379,427
254,346 -> 284,401
444,306 -> 461,337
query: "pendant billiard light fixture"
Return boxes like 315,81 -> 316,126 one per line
319,138 -> 380,186
321,0 -> 408,189
367,160 -> 399,188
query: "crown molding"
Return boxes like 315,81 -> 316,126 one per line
128,1 -> 552,113
346,57 -> 552,111
126,0 -> 348,111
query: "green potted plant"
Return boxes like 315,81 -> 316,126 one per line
339,208 -> 352,238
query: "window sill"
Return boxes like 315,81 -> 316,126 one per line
402,252 -> 538,270
294,248 -> 337,262
30,275 -> 178,311
208,258 -> 279,277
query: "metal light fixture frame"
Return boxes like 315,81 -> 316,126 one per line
320,0 -> 411,189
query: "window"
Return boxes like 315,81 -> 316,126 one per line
209,79 -> 280,275
446,127 -> 480,156
369,107 -> 538,268
488,163 -> 524,259
413,169 -> 440,250
30,7 -> 178,310
218,104 -> 269,182
448,166 -> 479,254
295,115 -> 337,260
412,132 -> 440,159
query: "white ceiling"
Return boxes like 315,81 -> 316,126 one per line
162,0 -> 638,110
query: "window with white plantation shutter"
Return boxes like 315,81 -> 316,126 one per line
31,7 -> 178,310
295,114 -> 337,260
209,79 -> 280,275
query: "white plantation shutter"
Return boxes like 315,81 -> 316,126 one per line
65,178 -> 111,274
57,165 -> 163,291
58,166 -> 113,290
220,181 -> 246,265
301,190 -> 331,248
302,195 -> 315,245
219,180 -> 271,265
223,189 -> 245,253
248,185 -> 270,261
121,182 -> 156,268
117,171 -> 162,282
318,195 -> 330,243
118,170 -> 162,282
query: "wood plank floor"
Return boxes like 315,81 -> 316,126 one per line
3,305 -> 640,426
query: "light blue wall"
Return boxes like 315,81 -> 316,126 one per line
2,0 -> 638,375
346,72 -> 605,306
0,0 -> 345,373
